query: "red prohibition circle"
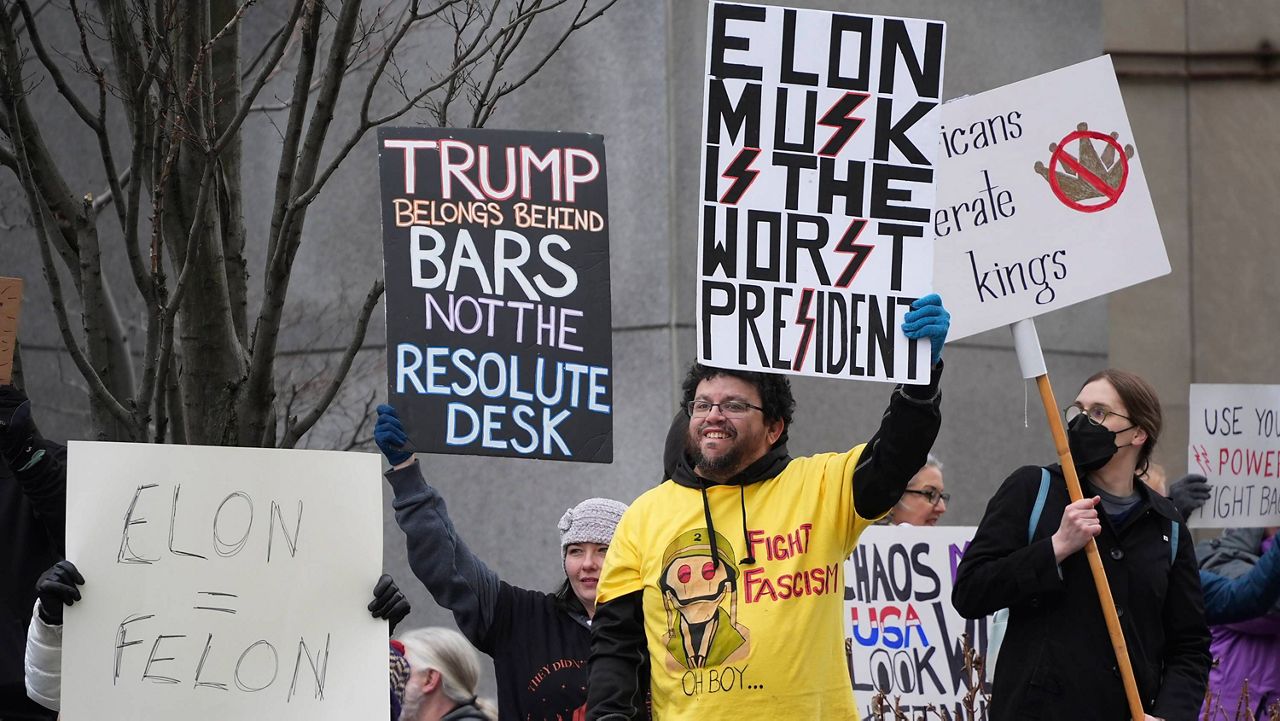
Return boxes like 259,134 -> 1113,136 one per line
1047,129 -> 1129,213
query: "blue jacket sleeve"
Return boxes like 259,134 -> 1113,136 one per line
1200,537 -> 1280,625
386,461 -> 502,653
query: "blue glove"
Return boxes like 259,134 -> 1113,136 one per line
374,404 -> 415,465
901,293 -> 950,366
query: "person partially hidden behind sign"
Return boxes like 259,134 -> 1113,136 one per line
882,454 -> 948,526
375,404 -> 629,720
953,369 -> 1210,721
23,562 -> 413,716
586,294 -> 950,720
395,627 -> 497,720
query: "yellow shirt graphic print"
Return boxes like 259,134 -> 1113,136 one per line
598,446 -> 876,720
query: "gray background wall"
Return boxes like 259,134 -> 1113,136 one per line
11,0 -> 1280,702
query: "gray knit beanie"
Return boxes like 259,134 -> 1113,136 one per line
558,497 -> 627,554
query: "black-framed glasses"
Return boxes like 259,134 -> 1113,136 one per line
1064,404 -> 1132,427
902,488 -> 950,505
686,400 -> 764,418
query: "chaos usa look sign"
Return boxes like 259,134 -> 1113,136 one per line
378,128 -> 613,462
1187,384 -> 1280,527
61,442 -> 386,721
697,2 -> 945,383
845,526 -> 994,720
933,56 -> 1170,340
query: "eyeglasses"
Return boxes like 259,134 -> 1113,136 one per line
1064,404 -> 1132,427
903,488 -> 950,505
686,400 -> 764,418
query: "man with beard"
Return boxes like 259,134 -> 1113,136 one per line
587,295 -> 949,720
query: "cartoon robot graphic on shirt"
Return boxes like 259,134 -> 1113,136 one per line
659,528 -> 751,671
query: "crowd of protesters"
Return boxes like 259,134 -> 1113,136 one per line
5,291 -> 1280,721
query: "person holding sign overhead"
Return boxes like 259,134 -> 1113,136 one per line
586,295 -> 950,720
953,369 -> 1210,721
375,404 -> 629,721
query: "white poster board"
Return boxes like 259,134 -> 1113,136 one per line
845,526 -> 993,719
933,55 -> 1169,340
696,2 -> 945,384
1186,384 -> 1280,528
62,442 -> 387,721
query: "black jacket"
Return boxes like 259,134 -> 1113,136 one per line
588,365 -> 943,720
0,438 -> 64,720
389,462 -> 592,721
952,464 -> 1210,721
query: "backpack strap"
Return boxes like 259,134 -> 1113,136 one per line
1028,467 -> 1051,544
1169,520 -> 1179,564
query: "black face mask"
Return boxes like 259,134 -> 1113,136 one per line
1067,413 -> 1121,472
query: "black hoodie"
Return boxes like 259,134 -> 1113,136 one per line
587,365 -> 943,720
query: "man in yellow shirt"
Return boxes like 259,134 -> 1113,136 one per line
586,295 -> 949,720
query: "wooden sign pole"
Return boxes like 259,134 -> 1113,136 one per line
1010,318 -> 1145,721
0,277 -> 22,386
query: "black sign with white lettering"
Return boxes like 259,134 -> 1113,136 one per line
378,128 -> 612,462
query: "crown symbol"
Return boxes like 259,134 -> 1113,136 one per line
1033,122 -> 1135,202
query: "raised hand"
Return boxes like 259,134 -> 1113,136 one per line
901,294 -> 951,367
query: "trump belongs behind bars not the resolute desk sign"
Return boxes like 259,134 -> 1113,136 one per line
378,127 -> 613,463
697,2 -> 945,384
60,442 -> 386,721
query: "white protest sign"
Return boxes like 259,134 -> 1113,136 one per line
62,442 -> 386,721
845,526 -> 993,719
1186,384 -> 1280,527
933,55 -> 1170,340
697,2 -> 945,383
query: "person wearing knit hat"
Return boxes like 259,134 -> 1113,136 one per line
374,404 -> 629,721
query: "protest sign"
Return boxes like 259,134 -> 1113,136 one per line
696,2 -> 945,383
933,56 -> 1169,340
845,526 -> 992,720
1186,384 -> 1280,527
61,442 -> 386,721
0,277 -> 21,384
378,127 -> 613,462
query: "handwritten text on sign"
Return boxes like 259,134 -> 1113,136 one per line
1187,384 -> 1280,527
61,442 -> 386,721
696,2 -> 945,382
845,526 -> 993,720
378,128 -> 613,462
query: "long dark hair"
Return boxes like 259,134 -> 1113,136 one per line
1082,368 -> 1162,475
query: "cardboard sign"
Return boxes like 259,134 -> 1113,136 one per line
0,277 -> 22,385
378,127 -> 613,463
696,2 -> 945,383
61,442 -> 386,721
1186,384 -> 1280,527
933,56 -> 1169,340
845,526 -> 993,719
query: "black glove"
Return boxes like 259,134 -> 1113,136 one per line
1168,473 -> 1211,521
36,560 -> 84,625
0,384 -> 39,469
369,573 -> 411,635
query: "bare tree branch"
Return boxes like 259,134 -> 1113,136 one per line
13,0 -> 101,131
280,279 -> 383,448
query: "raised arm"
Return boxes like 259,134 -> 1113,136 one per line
851,294 -> 948,519
376,404 -> 502,652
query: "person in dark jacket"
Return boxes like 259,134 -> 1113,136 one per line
586,295 -> 949,721
398,626 -> 499,721
953,368 -> 1210,721
0,386 -> 62,721
375,404 -> 628,721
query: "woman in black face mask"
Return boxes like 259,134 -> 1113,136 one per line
952,369 -> 1211,721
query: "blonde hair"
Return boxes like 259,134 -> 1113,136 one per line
397,627 -> 497,720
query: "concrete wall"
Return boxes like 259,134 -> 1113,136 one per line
1106,0 -> 1280,487
5,0 -> 1106,699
